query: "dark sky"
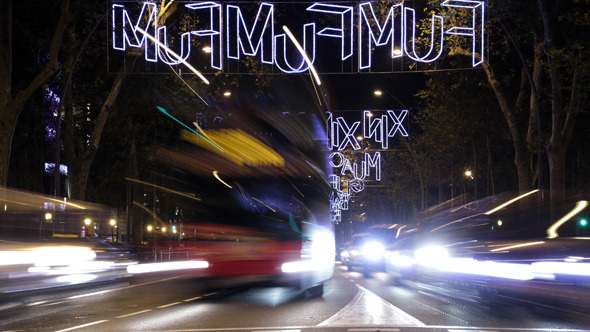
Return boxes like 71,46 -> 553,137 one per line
323,72 -> 426,112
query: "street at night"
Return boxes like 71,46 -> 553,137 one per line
2,0 -> 590,331
1,263 -> 589,332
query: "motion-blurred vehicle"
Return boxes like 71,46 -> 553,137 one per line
128,105 -> 334,296
384,189 -> 590,316
341,224 -> 407,276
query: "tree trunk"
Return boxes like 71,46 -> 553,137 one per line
68,69 -> 128,200
482,61 -> 532,194
537,0 -> 581,205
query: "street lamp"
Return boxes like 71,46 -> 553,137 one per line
373,89 -> 408,109
109,219 -> 117,243
84,218 -> 91,238
464,169 -> 473,179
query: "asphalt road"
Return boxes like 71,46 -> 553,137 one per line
1,263 -> 589,332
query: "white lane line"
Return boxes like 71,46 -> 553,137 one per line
53,320 -> 108,332
115,309 -> 152,319
66,275 -> 184,300
317,283 -> 425,327
183,296 -> 203,302
157,301 -> 182,308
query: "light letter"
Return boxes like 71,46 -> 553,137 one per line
404,7 -> 444,63
337,117 -> 361,151
157,27 -> 191,65
387,110 -> 408,137
364,152 -> 381,181
307,3 -> 354,61
274,24 -> 316,73
227,3 -> 274,64
358,2 -> 403,70
112,3 -> 158,62
363,110 -> 388,149
186,2 -> 223,70
442,0 -> 485,66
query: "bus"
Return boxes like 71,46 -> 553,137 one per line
128,100 -> 334,296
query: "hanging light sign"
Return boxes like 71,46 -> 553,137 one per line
327,110 -> 408,222
109,1 -> 485,74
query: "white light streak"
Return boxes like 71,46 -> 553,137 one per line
283,25 -> 321,86
489,241 -> 545,252
484,189 -> 539,215
126,260 -> 209,274
134,27 -> 209,84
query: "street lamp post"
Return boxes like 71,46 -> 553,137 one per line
109,219 -> 117,243
84,218 -> 91,238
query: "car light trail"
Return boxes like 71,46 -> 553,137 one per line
127,260 -> 209,274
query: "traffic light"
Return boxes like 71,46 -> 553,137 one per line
580,218 -> 588,227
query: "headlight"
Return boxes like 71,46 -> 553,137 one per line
361,241 -> 385,261
415,245 -> 448,268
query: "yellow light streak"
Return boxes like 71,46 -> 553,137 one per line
213,171 -> 232,189
547,200 -> 589,239
125,177 -> 201,201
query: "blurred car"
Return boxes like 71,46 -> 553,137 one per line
341,224 -> 410,276
384,190 -> 590,316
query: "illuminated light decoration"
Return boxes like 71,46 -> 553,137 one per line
365,152 -> 381,181
110,1 -> 486,74
185,2 -> 222,70
358,2 -> 403,70
327,110 -> 405,221
277,25 -> 319,80
307,3 -> 354,61
387,110 -> 409,137
136,28 -> 210,84
441,0 -> 485,67
112,3 -> 158,62
363,110 -> 386,148
547,200 -> 589,239
403,7 -> 444,63
226,3 -> 274,64
157,26 -> 192,65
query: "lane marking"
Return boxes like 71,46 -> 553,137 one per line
317,283 -> 425,327
184,296 -> 203,302
53,320 -> 108,332
115,309 -> 152,319
157,301 -> 182,308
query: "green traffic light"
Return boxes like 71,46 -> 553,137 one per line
580,219 -> 588,227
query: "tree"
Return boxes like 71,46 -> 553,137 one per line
0,0 -> 70,186
537,0 -> 590,204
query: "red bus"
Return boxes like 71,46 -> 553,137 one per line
128,107 -> 334,296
